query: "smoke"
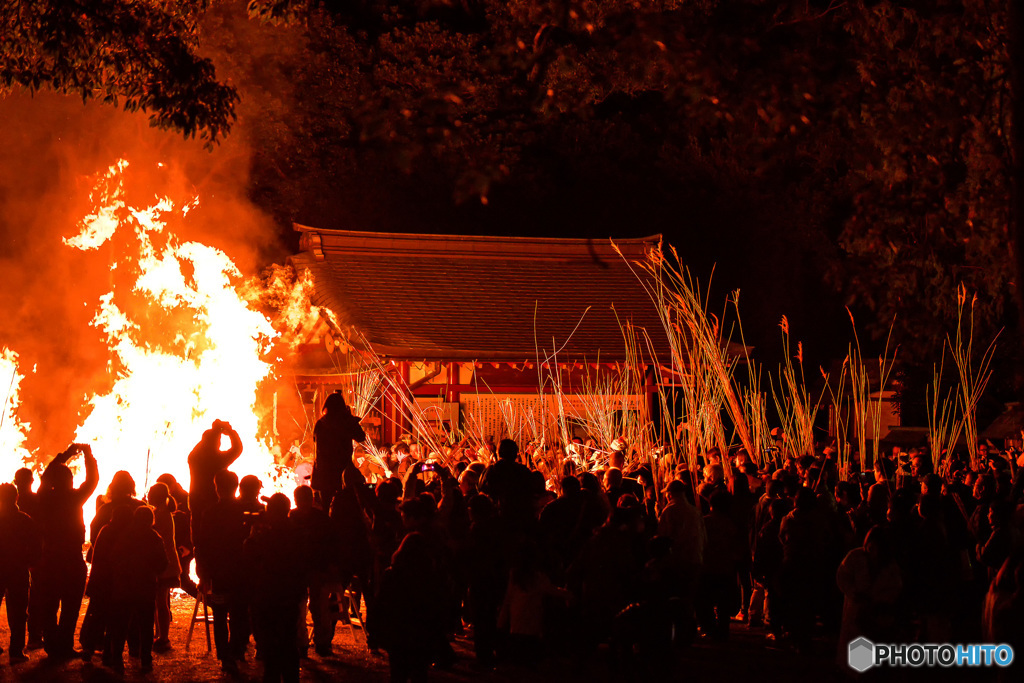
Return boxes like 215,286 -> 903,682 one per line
0,92 -> 281,461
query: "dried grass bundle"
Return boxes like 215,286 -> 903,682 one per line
950,285 -> 999,469
846,312 -> 897,471
574,363 -> 622,450
823,359 -> 850,479
927,356 -> 962,472
771,316 -> 823,460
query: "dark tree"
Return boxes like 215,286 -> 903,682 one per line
0,0 -> 238,142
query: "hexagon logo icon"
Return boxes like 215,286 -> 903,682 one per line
848,637 -> 875,672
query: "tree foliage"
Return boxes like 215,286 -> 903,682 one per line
0,0 -> 238,142
1,0 -> 1016,405
234,0 -> 1014,399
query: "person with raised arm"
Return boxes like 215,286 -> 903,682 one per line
188,419 -> 242,541
35,443 -> 98,658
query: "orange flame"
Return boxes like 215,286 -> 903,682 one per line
54,160 -> 303,505
0,348 -> 33,482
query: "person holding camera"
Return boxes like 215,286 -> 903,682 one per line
35,443 -> 99,658
188,419 -> 243,541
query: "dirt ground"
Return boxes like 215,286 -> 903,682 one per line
0,591 -> 852,683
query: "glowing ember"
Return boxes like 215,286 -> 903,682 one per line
55,159 -> 297,505
0,347 -> 33,483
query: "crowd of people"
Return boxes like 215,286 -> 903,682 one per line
1,392 -> 1024,682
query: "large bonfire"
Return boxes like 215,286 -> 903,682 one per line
2,159 -> 314,508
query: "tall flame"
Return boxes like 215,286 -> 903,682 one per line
58,160 -> 294,502
0,347 -> 33,483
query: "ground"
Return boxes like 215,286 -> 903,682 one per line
0,595 -> 992,683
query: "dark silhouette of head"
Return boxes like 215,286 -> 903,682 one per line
214,470 -> 239,501
498,439 -> 519,461
43,463 -> 74,493
0,482 -> 18,510
376,479 -> 401,507
14,467 -> 33,490
156,473 -> 185,498
579,471 -> 600,493
342,466 -> 365,490
560,476 -> 581,496
323,392 -> 351,416
107,470 -> 137,500
239,475 -> 262,501
147,482 -> 170,508
468,493 -> 496,524
293,485 -> 314,510
266,492 -> 291,523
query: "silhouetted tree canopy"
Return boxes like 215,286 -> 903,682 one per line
0,0 -> 238,142
0,0 -> 1018,405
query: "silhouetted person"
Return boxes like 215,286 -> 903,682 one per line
312,392 -> 365,510
83,505 -> 134,664
156,472 -> 196,597
147,483 -> 181,651
751,498 -> 788,635
239,474 -> 266,536
479,439 -> 533,529
978,499 -> 1014,581
465,494 -> 505,669
539,476 -> 583,572
13,467 -> 42,650
697,490 -> 741,641
499,541 -> 571,668
836,525 -> 902,664
188,419 -> 242,543
245,493 -> 304,683
13,468 -> 38,518
778,486 -> 828,650
81,470 -> 144,658
330,468 -> 372,632
366,479 -> 403,652
568,504 -> 643,649
376,532 -> 444,683
196,469 -> 248,670
657,479 -> 705,641
88,470 -> 143,561
0,482 -> 41,663
36,443 -> 98,658
103,506 -> 167,673
288,485 -> 333,657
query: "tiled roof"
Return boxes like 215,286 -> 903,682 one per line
289,226 -> 673,362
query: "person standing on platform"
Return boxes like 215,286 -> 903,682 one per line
311,393 -> 365,511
